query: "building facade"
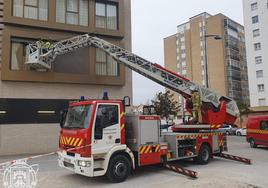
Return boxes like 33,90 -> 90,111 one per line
164,13 -> 249,109
243,0 -> 268,107
0,0 -> 132,155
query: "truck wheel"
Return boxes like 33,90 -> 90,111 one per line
106,155 -> 131,183
249,138 -> 257,148
195,145 -> 211,165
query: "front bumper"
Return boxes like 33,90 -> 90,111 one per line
58,151 -> 94,177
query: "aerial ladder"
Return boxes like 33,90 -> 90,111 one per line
25,34 -> 239,127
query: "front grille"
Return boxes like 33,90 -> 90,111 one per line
64,146 -> 75,150
67,152 -> 75,157
64,161 -> 74,169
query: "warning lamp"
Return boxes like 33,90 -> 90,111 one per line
103,91 -> 109,100
80,96 -> 85,101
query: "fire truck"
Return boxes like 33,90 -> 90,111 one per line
25,34 -> 251,182
247,115 -> 268,148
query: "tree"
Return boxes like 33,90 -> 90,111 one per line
151,91 -> 180,123
237,102 -> 251,126
237,102 -> 251,116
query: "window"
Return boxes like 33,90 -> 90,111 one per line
252,16 -> 259,24
13,0 -> 48,20
56,0 -> 88,26
251,2 -> 258,11
95,49 -> 118,76
256,70 -> 263,78
254,43 -> 261,51
257,84 -> 265,92
260,121 -> 268,130
258,98 -> 266,106
255,56 -> 262,64
63,105 -> 93,129
66,0 -> 79,25
94,105 -> 119,140
96,2 -> 118,30
253,29 -> 260,37
11,39 -> 29,70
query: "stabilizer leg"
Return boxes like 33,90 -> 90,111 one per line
215,153 -> 251,165
164,163 -> 198,179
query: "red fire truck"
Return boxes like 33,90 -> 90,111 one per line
26,34 -> 251,182
247,115 -> 268,148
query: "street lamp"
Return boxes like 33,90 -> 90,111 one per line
204,34 -> 222,88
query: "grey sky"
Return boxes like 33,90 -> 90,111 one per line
131,0 -> 244,105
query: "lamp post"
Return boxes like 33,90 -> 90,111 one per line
204,34 -> 222,88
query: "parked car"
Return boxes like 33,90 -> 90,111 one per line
219,124 -> 237,135
236,128 -> 247,136
247,115 -> 268,148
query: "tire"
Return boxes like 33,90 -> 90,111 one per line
249,138 -> 257,148
237,132 -> 241,136
195,144 -> 211,165
106,154 -> 131,183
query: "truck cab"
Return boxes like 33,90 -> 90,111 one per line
58,97 -> 135,183
247,115 -> 268,148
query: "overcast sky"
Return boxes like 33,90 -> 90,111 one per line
131,0 -> 244,105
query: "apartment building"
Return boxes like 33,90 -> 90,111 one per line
243,0 -> 268,107
164,13 -> 249,110
0,0 -> 132,155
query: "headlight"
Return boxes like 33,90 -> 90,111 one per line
77,160 -> 91,167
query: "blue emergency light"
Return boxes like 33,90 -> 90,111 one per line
103,91 -> 109,100
80,96 -> 85,101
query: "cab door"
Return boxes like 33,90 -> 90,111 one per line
259,120 -> 268,146
91,103 -> 121,154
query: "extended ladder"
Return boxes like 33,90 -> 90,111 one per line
25,34 -> 239,123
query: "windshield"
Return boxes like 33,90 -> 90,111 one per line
64,105 -> 93,129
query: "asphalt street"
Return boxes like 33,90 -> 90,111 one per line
0,136 -> 267,188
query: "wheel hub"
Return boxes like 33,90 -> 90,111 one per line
202,149 -> 209,161
115,162 -> 127,177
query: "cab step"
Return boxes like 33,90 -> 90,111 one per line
94,158 -> 105,161
94,168 -> 104,172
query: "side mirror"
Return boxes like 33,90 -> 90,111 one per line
123,96 -> 131,107
60,109 -> 68,128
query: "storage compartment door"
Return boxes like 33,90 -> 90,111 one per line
140,120 -> 159,144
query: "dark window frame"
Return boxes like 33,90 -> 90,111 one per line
252,15 -> 259,24
260,121 -> 268,130
12,0 -> 48,21
95,0 -> 119,30
65,0 -> 79,25
95,49 -> 119,77
56,0 -> 89,26
94,104 -> 119,140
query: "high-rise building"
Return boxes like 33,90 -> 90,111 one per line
164,12 -> 249,110
243,0 -> 268,107
0,0 -> 132,155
